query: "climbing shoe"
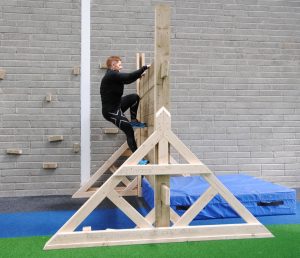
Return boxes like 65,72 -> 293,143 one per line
138,159 -> 149,165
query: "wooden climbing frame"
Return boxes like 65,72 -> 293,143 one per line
44,107 -> 273,249
44,4 -> 273,250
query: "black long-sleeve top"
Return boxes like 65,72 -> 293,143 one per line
100,66 -> 148,113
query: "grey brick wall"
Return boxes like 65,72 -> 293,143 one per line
0,0 -> 299,197
91,0 -> 300,189
0,0 -> 81,197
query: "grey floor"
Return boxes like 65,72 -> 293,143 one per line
0,188 -> 298,214
0,195 -> 147,213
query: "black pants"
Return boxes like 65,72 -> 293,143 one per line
103,94 -> 140,152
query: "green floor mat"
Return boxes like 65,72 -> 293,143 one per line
1,224 -> 299,258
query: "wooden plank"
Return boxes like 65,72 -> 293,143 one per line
155,111 -> 170,226
136,52 -> 141,93
115,164 -> 211,176
173,187 -> 217,227
116,188 -> 137,196
154,4 -> 171,113
107,190 -> 153,228
44,224 -> 273,250
140,53 -> 145,67
119,177 -> 138,196
86,187 -> 137,197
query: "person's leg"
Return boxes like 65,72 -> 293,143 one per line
120,94 -> 139,121
121,94 -> 147,128
103,109 -> 137,152
103,108 -> 149,164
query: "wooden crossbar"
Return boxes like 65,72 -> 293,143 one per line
45,224 -> 272,250
115,164 -> 211,176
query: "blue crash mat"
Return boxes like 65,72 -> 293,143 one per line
142,174 -> 296,219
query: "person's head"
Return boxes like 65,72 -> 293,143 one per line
106,56 -> 123,71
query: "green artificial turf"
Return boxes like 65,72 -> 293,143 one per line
1,225 -> 299,258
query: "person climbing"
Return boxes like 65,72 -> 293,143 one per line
100,56 -> 150,165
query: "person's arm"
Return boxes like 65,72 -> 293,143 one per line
116,65 -> 149,84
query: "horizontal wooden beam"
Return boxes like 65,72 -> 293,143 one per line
116,164 -> 212,176
44,223 -> 273,250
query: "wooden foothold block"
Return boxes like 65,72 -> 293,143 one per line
82,226 -> 92,232
99,63 -> 108,69
160,60 -> 169,79
45,93 -> 52,102
48,135 -> 64,142
0,69 -> 6,80
104,128 -> 119,134
43,162 -> 58,169
6,148 -> 22,155
72,66 -> 80,75
73,143 -> 80,153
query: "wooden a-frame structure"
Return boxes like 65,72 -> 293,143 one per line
44,4 -> 272,250
44,107 -> 272,249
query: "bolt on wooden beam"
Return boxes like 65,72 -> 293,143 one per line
48,135 -> 64,142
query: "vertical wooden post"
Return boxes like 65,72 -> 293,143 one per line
154,4 -> 171,227
154,4 -> 170,112
155,138 -> 170,227
136,53 -> 146,197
